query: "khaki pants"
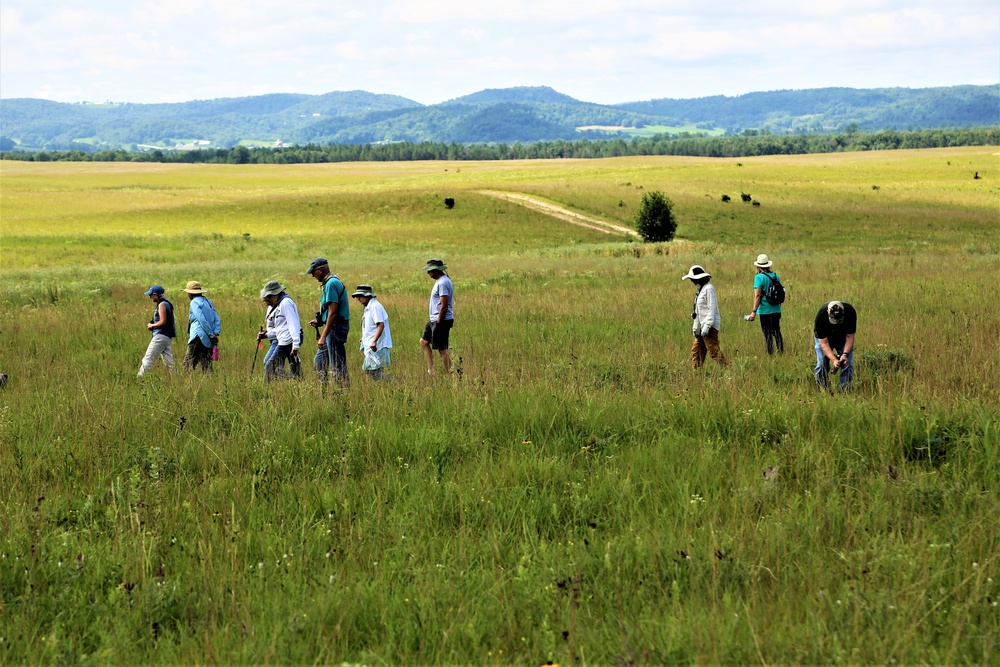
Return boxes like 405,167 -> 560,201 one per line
138,334 -> 175,376
691,328 -> 727,368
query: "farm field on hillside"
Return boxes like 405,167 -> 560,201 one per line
0,148 -> 998,664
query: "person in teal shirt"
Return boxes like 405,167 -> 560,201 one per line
745,254 -> 784,355
306,258 -> 350,386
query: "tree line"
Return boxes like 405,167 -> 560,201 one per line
2,127 -> 996,164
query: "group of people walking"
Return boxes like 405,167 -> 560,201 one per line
137,257 -> 456,383
139,252 -> 855,392
683,253 -> 857,391
138,280 -> 220,376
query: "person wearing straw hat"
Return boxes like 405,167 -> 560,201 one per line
745,253 -> 785,355
351,284 -> 392,381
182,280 -> 221,372
137,285 -> 176,376
420,258 -> 454,375
258,280 -> 302,382
306,258 -> 350,387
682,264 -> 727,368
813,300 -> 857,392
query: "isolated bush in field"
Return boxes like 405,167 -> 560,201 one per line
860,349 -> 914,375
633,190 -> 677,242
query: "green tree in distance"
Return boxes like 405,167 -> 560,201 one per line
634,190 -> 677,242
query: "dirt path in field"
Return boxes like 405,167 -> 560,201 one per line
475,190 -> 638,238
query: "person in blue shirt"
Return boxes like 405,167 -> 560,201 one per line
745,253 -> 784,355
137,285 -> 176,376
182,280 -> 221,372
420,258 -> 455,375
306,258 -> 350,387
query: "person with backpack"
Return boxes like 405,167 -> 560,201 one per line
258,280 -> 302,382
306,258 -> 350,387
138,285 -> 176,376
683,264 -> 727,368
745,253 -> 785,355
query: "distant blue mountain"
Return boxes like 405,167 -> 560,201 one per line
442,86 -> 581,105
616,85 -> 1000,133
1,84 -> 996,151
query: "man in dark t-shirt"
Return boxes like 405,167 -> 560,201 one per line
813,301 -> 856,391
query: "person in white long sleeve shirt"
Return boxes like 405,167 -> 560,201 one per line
682,265 -> 727,368
258,280 -> 302,381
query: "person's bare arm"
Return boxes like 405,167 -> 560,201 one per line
748,288 -> 763,321
147,301 -> 168,330
318,302 -> 336,347
818,337 -> 840,368
370,322 -> 384,350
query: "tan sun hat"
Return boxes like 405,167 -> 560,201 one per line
183,280 -> 207,294
754,253 -> 773,268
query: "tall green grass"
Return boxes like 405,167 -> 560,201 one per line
0,149 -> 997,664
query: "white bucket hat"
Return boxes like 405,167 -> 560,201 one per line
681,265 -> 711,281
754,253 -> 773,268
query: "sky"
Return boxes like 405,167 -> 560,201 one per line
1,0 -> 997,106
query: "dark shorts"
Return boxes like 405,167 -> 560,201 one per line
422,319 -> 454,350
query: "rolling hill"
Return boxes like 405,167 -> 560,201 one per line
1,84 -> 996,152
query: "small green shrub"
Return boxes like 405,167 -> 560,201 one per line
860,349 -> 915,375
633,190 -> 677,242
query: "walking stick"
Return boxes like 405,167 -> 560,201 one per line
251,328 -> 263,376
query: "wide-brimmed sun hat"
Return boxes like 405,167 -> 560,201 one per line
827,300 -> 845,324
182,280 -> 207,294
144,285 -> 165,296
754,253 -> 773,268
260,280 -> 285,300
681,265 -> 711,281
351,284 -> 375,298
305,257 -> 329,275
422,258 -> 448,272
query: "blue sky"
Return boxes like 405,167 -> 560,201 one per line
1,0 -> 997,105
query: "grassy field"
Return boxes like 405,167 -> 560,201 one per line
1,147 -> 998,664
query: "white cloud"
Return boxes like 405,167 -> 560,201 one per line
142,0 -> 203,25
0,0 -> 995,104
336,41 -> 364,60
